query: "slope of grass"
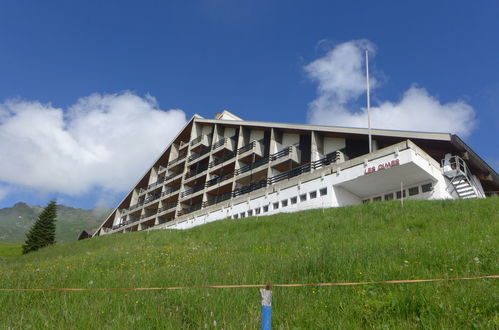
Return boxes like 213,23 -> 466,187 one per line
0,198 -> 498,329
0,243 -> 21,258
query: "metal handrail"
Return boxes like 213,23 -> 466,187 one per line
188,147 -> 210,162
237,141 -> 255,155
161,185 -> 181,197
235,157 -> 269,175
180,184 -> 205,198
167,152 -> 187,167
185,164 -> 209,179
209,151 -> 236,168
270,146 -> 292,161
205,171 -> 235,187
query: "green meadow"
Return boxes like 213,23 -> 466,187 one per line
0,198 -> 497,329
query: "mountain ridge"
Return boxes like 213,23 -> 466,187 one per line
0,202 -> 110,243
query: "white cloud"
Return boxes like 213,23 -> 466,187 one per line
0,92 -> 187,199
306,40 -> 477,136
0,185 -> 8,201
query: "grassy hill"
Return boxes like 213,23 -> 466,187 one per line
0,202 -> 110,243
0,198 -> 497,328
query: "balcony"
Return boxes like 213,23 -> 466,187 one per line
167,151 -> 187,168
208,151 -> 236,171
185,163 -> 209,180
203,191 -> 232,207
235,157 -> 269,176
205,171 -> 235,188
187,147 -> 211,164
237,139 -> 264,161
180,184 -> 205,198
190,134 -> 212,151
160,185 -> 181,199
143,192 -> 162,205
158,201 -> 178,215
177,202 -> 203,216
164,171 -> 183,183
212,136 -> 236,154
269,145 -> 301,171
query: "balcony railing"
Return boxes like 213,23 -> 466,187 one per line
237,141 -> 255,155
212,135 -> 236,150
161,185 -> 181,197
159,201 -> 178,213
178,202 -> 203,216
144,192 -> 162,204
147,177 -> 165,190
164,171 -> 181,182
191,134 -> 213,147
235,157 -> 269,175
232,179 -> 268,198
185,163 -> 209,179
180,184 -> 205,198
188,147 -> 211,162
205,171 -> 235,187
167,152 -> 187,167
128,202 -> 144,212
209,151 -> 236,168
203,192 -> 232,207
270,146 -> 292,161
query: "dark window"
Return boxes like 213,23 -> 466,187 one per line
310,191 -> 317,199
320,188 -> 327,196
233,214 -> 238,219
408,187 -> 419,196
362,199 -> 370,204
247,210 -> 253,217
396,190 -> 406,199
263,205 -> 269,212
300,194 -> 307,202
240,212 -> 245,218
373,196 -> 382,202
273,202 -> 279,210
384,193 -> 394,201
290,197 -> 297,204
255,208 -> 261,215
421,183 -> 433,193
281,200 -> 288,207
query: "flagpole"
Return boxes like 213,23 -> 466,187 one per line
366,50 -> 372,153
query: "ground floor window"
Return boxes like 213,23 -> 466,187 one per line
421,183 -> 433,192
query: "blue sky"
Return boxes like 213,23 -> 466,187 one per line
0,1 -> 498,209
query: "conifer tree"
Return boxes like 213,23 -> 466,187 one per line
22,200 -> 57,254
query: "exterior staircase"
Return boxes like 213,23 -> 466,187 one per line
441,155 -> 484,199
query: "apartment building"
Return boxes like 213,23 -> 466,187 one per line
94,111 -> 498,236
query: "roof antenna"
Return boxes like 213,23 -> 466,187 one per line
365,50 -> 372,153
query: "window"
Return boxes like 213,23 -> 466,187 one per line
421,183 -> 433,193
255,208 -> 261,215
247,210 -> 253,217
310,191 -> 317,199
362,199 -> 370,204
263,205 -> 269,213
396,190 -> 406,199
384,193 -> 394,201
240,212 -> 245,218
290,197 -> 297,204
373,196 -> 382,202
281,199 -> 288,207
408,186 -> 419,196
300,194 -> 307,202
273,202 -> 279,210
233,214 -> 239,219
320,188 -> 327,196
